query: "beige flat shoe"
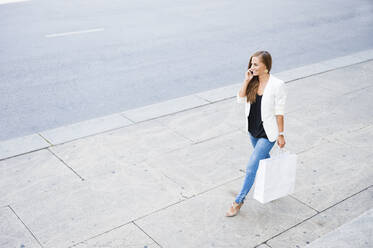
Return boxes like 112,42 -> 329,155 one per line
225,202 -> 243,217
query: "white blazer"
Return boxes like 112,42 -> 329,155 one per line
237,74 -> 287,142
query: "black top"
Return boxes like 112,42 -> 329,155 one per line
248,94 -> 268,139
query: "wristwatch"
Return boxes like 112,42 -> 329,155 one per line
278,132 -> 284,136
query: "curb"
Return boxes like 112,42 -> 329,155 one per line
1,49 -> 373,161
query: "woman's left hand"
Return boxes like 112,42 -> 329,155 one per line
277,135 -> 286,148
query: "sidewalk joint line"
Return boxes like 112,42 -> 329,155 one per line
121,100 -> 212,125
155,170 -> 189,198
47,148 -> 85,181
46,122 -> 138,146
192,129 -> 240,145
296,141 -> 325,155
8,205 -> 44,247
68,221 -> 133,247
266,242 -> 273,248
38,133 -> 52,146
0,147 -> 48,162
162,125 -> 195,144
353,122 -> 373,131
118,114 -> 136,124
132,221 -> 164,248
264,184 -> 373,244
284,58 -> 373,84
132,199 -> 189,223
205,95 -> 236,104
195,93 -> 236,104
288,195 -> 320,213
254,241 -> 273,248
323,134 -> 373,155
341,84 -> 373,96
132,177 -> 245,223
190,175 -> 244,197
193,93 -> 212,103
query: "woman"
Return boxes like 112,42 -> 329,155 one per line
226,51 -> 287,217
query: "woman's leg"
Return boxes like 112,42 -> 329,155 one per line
235,137 -> 275,204
249,132 -> 258,148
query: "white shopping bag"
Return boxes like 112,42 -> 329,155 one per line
253,148 -> 297,204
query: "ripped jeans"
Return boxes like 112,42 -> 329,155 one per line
235,133 -> 276,204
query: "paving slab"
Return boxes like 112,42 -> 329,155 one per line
321,54 -> 366,69
40,114 -> 133,145
313,60 -> 373,96
287,85 -> 373,140
156,98 -> 243,143
0,133 -> 49,160
135,179 -> 316,248
285,75 -> 342,114
305,208 -> 373,248
352,49 -> 373,61
0,149 -> 78,206
273,62 -> 336,82
0,206 -> 41,248
121,94 -> 209,123
212,97 -> 247,131
291,138 -> 373,212
282,70 -> 373,153
12,174 -> 182,248
282,115 -> 325,154
325,123 -> 373,151
2,149 -> 184,247
143,131 -> 251,197
267,187 -> 373,248
73,222 -> 160,248
195,83 -> 240,102
49,119 -> 191,179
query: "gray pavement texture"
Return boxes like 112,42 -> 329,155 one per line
1,0 -> 373,141
1,56 -> 373,247
305,208 -> 373,248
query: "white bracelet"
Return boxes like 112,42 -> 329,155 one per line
278,132 -> 284,136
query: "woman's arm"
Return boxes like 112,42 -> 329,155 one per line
238,70 -> 253,97
239,80 -> 250,97
275,81 -> 287,148
276,115 -> 285,148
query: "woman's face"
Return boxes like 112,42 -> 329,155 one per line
250,56 -> 268,76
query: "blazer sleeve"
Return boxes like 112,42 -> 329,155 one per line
274,81 -> 287,115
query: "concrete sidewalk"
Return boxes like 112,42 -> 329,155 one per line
306,208 -> 373,248
1,52 -> 373,248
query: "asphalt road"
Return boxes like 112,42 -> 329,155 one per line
1,0 -> 372,141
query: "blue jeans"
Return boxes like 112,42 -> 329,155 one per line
235,133 -> 276,204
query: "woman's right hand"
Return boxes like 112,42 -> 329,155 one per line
245,69 -> 253,82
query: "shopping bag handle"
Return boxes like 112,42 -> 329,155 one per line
273,145 -> 289,156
